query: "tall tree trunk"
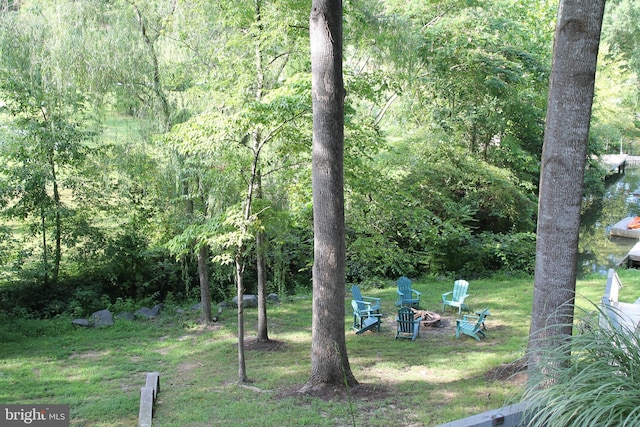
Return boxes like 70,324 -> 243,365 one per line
198,244 -> 212,324
235,253 -> 248,383
50,154 -> 61,284
303,0 -> 357,390
235,146 -> 260,383
129,0 -> 175,132
40,205 -> 48,286
527,0 -> 605,380
253,0 -> 269,343
255,169 -> 269,341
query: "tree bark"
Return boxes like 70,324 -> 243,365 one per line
303,0 -> 357,389
236,253 -> 248,383
252,0 -> 269,340
198,244 -> 212,323
527,0 -> 606,379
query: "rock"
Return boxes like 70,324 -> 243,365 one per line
267,293 -> 280,303
190,303 -> 202,311
72,318 -> 90,327
117,312 -> 135,321
136,307 -> 156,319
231,294 -> 258,308
150,303 -> 164,316
91,309 -> 114,327
175,308 -> 186,315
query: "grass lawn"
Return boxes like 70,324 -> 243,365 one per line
3,270 -> 640,426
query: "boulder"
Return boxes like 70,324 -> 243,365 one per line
117,312 -> 136,321
150,303 -> 164,316
91,309 -> 114,327
136,307 -> 156,319
267,293 -> 280,303
231,294 -> 258,308
72,318 -> 90,327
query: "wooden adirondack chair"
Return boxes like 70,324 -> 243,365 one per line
396,276 -> 421,307
442,279 -> 470,313
351,285 -> 381,314
351,300 -> 381,334
395,307 -> 422,341
455,308 -> 490,341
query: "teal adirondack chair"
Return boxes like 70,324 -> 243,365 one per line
442,279 -> 470,313
396,276 -> 421,307
395,307 -> 422,341
351,300 -> 381,334
455,308 -> 490,341
351,285 -> 381,314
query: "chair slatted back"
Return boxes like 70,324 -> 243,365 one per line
453,280 -> 469,301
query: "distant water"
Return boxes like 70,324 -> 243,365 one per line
579,166 -> 640,277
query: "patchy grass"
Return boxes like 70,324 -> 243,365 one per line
3,271 -> 639,426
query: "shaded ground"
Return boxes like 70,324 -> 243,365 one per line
222,310 -> 526,404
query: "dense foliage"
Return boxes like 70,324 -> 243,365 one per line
0,0 -> 638,317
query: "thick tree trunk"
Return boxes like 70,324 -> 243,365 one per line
253,0 -> 269,343
303,0 -> 357,389
527,0 -> 605,379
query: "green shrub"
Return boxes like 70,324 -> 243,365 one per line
522,303 -> 640,426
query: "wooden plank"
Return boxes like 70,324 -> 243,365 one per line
145,372 -> 160,400
138,386 -> 154,427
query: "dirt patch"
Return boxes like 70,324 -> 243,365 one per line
243,338 -> 287,352
275,382 -> 393,402
69,350 -> 109,360
485,359 -> 528,384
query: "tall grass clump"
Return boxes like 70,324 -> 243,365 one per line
521,302 -> 640,427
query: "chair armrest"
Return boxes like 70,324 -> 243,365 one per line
412,289 -> 422,297
362,296 -> 381,303
462,314 -> 480,322
354,299 -> 372,307
442,291 -> 453,300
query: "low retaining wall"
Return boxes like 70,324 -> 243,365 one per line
434,402 -> 531,427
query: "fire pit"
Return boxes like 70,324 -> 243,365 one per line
410,308 -> 441,327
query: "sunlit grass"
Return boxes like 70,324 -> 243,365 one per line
3,271 -> 638,426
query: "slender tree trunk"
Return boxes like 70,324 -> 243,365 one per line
49,154 -> 61,284
198,244 -> 212,323
129,0 -> 174,132
527,0 -> 606,381
235,148 -> 260,383
255,169 -> 269,341
303,0 -> 357,390
40,205 -> 48,286
235,253 -> 248,383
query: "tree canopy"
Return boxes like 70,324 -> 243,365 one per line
0,0 -> 638,319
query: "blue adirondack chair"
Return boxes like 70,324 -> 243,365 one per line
351,285 -> 381,314
442,279 -> 470,313
351,300 -> 381,334
395,307 -> 422,341
396,276 -> 421,307
455,308 -> 490,341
